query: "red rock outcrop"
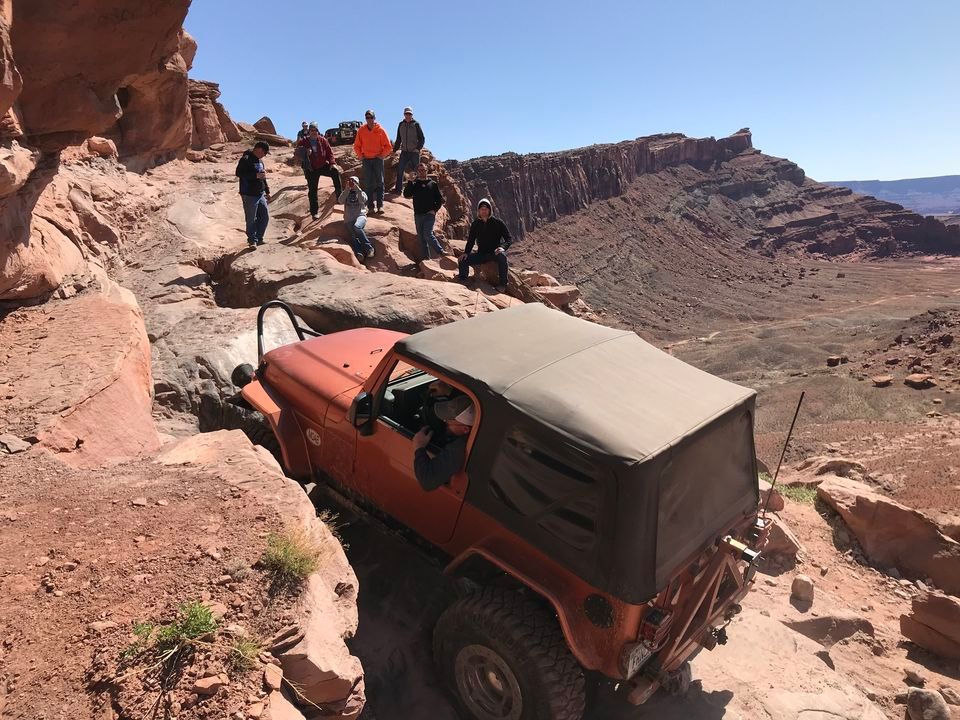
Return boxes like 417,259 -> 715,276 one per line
189,79 -> 241,149
156,431 -> 365,718
817,476 -> 960,595
0,0 -> 20,122
9,0 -> 191,150
108,30 -> 193,164
254,116 -> 278,135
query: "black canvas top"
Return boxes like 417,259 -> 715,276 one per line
397,304 -> 756,462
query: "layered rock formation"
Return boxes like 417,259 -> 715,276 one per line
447,128 -> 960,259
446,129 -> 752,238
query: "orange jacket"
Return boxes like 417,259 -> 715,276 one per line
353,122 -> 392,160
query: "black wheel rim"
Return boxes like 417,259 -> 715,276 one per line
454,644 -> 522,720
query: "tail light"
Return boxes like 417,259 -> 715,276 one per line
639,607 -> 673,646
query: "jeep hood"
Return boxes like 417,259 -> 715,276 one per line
261,328 -> 406,404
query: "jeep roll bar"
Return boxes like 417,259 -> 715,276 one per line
257,300 -> 321,361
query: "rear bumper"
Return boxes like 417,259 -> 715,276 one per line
624,529 -> 763,704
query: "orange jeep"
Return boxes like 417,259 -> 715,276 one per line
235,301 -> 766,720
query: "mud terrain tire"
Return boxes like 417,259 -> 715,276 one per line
433,587 -> 585,720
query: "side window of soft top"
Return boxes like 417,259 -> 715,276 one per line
489,427 -> 601,552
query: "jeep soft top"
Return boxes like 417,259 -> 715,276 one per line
396,303 -> 758,603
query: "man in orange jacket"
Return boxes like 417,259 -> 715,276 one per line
353,109 -> 392,214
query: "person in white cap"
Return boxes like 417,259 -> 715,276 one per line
392,106 -> 425,194
412,394 -> 474,491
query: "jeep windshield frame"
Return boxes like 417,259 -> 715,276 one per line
395,304 -> 759,604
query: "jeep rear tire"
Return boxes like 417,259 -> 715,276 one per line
433,587 -> 585,720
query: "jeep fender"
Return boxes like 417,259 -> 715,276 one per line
444,543 -> 641,678
241,379 -> 311,481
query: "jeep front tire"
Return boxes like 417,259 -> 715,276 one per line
433,587 -> 586,720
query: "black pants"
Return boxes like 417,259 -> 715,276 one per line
305,165 -> 342,214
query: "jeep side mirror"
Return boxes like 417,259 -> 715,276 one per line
348,391 -> 373,433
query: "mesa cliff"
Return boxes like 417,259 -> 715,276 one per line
447,129 -> 960,259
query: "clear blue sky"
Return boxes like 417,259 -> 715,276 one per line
185,0 -> 958,181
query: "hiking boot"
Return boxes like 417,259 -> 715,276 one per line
364,249 -> 375,258
256,238 -> 265,246
355,253 -> 365,263
311,213 -> 318,221
376,204 -> 383,214
495,284 -> 508,293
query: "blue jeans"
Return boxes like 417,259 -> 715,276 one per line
394,150 -> 421,193
459,251 -> 508,286
347,215 -> 374,256
362,158 -> 384,208
241,193 -> 269,243
414,212 -> 443,259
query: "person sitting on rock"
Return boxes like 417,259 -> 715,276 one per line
353,109 -> 392,215
235,141 -> 271,247
403,162 -> 447,261
458,198 -> 512,292
412,395 -> 474,491
338,175 -> 375,262
392,106 -> 425,194
297,122 -> 342,220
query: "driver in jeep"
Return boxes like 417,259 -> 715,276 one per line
411,395 -> 474,491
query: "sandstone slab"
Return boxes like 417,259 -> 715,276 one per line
900,592 -> 960,660
279,272 -> 499,335
783,611 -> 875,648
818,476 -> 960,594
0,280 -> 159,467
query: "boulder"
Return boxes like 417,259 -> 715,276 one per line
906,688 -> 952,720
419,256 -> 459,282
533,284 -> 580,308
10,0 -> 191,149
905,373 -> 936,389
254,116 -> 278,135
279,272 -> 500,335
0,280 -> 159,467
784,611 -> 875,648
791,574 -> 815,603
900,592 -> 960,660
759,477 -> 785,511
871,375 -> 894,387
518,269 -> 560,287
764,516 -> 803,563
818,477 -> 960,594
264,690 -> 307,720
0,139 -> 37,198
85,136 -> 117,158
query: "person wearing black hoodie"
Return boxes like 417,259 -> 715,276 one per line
403,162 -> 445,260
235,141 -> 271,246
458,198 -> 512,290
